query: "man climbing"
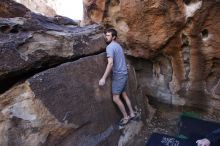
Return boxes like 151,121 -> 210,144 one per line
196,128 -> 220,146
99,28 -> 136,126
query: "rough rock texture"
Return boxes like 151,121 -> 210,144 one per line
85,0 -> 186,58
0,0 -> 105,94
2,0 -> 220,145
82,0 -> 106,25
0,0 -> 30,18
118,120 -> 144,146
84,0 -> 220,112
162,1 -> 220,111
14,0 -> 56,17
0,53 -> 147,146
0,17 -> 104,79
127,55 -> 174,104
0,1 -> 153,146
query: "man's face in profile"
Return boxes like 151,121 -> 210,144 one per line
105,32 -> 115,44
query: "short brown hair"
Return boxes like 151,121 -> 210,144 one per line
106,28 -> 117,38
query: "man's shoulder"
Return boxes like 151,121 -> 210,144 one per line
107,42 -> 115,50
107,41 -> 121,49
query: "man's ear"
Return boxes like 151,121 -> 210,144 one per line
113,36 -> 116,40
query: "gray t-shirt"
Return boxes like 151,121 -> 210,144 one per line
106,41 -> 128,76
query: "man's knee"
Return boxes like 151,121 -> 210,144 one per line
113,94 -> 120,103
122,92 -> 128,99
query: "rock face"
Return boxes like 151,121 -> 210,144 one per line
85,0 -> 186,58
0,0 -> 105,94
82,0 -> 106,25
0,17 -> 104,79
0,0 -> 30,18
0,53 -> 147,146
2,0 -> 220,145
14,0 -> 56,17
0,1 -> 149,145
84,0 -> 220,112
162,1 -> 220,110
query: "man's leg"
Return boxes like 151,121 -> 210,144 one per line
122,91 -> 135,117
113,94 -> 129,119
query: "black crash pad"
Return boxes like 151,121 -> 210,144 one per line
179,115 -> 220,138
146,133 -> 196,146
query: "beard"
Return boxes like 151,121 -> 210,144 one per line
105,39 -> 112,45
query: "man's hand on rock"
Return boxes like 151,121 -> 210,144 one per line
99,78 -> 105,86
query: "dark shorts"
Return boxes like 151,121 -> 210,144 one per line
112,74 -> 128,95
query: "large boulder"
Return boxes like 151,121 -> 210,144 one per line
82,0 -> 220,112
0,0 -> 30,18
0,53 -> 148,146
0,4 -> 105,93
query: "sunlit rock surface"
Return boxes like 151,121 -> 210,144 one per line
14,0 -> 56,17
84,0 -> 220,112
14,0 -> 83,20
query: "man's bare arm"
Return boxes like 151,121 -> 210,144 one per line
99,57 -> 113,86
102,57 -> 113,79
